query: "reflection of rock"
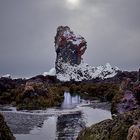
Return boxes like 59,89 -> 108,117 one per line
1,112 -> 47,134
55,26 -> 87,74
56,112 -> 85,139
0,113 -> 15,140
61,92 -> 80,109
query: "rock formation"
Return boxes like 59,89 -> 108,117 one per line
127,122 -> 140,140
55,26 -> 87,74
111,73 -> 140,114
77,109 -> 140,140
138,69 -> 140,82
77,69 -> 140,140
50,26 -> 119,81
0,113 -> 15,140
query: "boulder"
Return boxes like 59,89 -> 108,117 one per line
0,113 -> 15,140
20,80 -> 48,99
127,123 -> 140,140
116,90 -> 139,114
111,76 -> 140,114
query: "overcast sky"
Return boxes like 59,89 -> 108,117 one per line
0,0 -> 140,78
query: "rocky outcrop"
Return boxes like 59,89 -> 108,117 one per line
29,74 -> 57,84
16,79 -> 64,110
55,26 -> 87,74
77,69 -> 140,140
114,90 -> 139,114
43,26 -> 119,82
0,113 -> 15,140
20,80 -> 48,99
0,75 -> 63,110
77,109 -> 140,140
134,84 -> 140,104
0,77 -> 25,104
133,70 -> 140,104
111,77 -> 140,114
127,123 -> 140,140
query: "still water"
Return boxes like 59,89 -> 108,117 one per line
0,92 -> 112,140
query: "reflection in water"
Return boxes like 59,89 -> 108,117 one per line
0,92 -> 112,140
15,116 -> 57,140
56,112 -> 85,140
61,92 -> 80,109
1,112 -> 47,134
82,107 -> 112,127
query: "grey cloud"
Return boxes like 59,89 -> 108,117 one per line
0,0 -> 139,77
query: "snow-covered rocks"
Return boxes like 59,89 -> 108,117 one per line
0,74 -> 11,79
44,62 -> 119,82
43,68 -> 56,76
57,62 -> 119,81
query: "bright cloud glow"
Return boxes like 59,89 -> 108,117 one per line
66,0 -> 79,6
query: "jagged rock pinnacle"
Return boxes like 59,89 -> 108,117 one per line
55,26 -> 87,74
42,26 -> 119,81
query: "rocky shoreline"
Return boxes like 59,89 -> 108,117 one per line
77,70 -> 140,140
0,70 -> 139,139
77,109 -> 140,140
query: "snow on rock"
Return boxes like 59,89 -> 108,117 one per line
43,68 -> 56,76
55,26 -> 87,73
1,74 -> 11,79
44,62 -> 119,82
56,62 -> 119,81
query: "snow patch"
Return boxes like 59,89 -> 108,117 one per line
63,29 -> 85,46
1,74 -> 11,78
43,68 -> 56,76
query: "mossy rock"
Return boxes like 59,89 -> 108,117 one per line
77,109 -> 140,140
0,113 -> 15,140
16,84 -> 64,110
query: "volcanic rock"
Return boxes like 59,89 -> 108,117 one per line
55,26 -> 87,74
